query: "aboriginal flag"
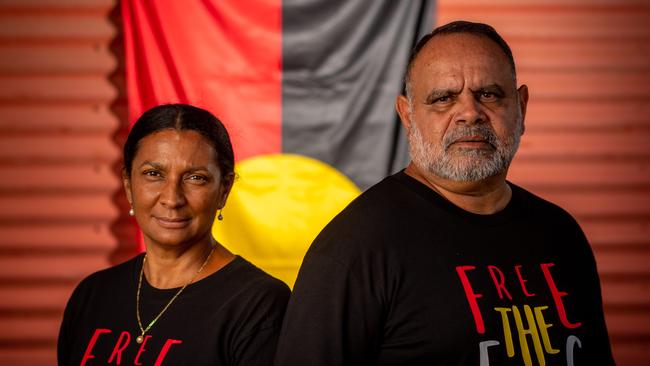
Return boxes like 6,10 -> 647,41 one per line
122,0 -> 434,286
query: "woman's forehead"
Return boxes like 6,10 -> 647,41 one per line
135,129 -> 219,166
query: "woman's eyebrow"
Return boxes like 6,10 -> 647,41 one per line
138,160 -> 164,169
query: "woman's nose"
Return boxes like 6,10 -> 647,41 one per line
159,179 -> 187,208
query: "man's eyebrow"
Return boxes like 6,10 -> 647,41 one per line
424,89 -> 458,104
473,84 -> 506,95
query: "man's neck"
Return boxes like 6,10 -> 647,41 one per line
404,162 -> 512,215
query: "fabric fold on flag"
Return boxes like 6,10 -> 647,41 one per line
121,0 -> 435,285
282,0 -> 435,189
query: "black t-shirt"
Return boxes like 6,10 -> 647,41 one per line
275,171 -> 615,365
58,255 -> 290,366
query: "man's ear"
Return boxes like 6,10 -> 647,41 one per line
396,94 -> 413,131
517,84 -> 529,135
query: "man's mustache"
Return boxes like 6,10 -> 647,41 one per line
443,125 -> 498,150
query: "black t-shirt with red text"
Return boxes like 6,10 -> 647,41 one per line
275,170 -> 615,365
58,255 -> 290,366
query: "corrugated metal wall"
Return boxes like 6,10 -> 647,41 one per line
437,0 -> 650,364
0,0 -> 132,365
0,0 -> 648,365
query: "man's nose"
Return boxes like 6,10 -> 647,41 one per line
454,94 -> 486,125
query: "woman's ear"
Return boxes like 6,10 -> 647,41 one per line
218,172 -> 236,208
122,168 -> 133,207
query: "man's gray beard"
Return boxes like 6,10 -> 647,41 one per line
408,118 -> 522,182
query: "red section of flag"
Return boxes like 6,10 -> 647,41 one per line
121,0 -> 282,161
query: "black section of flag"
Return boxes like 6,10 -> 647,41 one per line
282,0 -> 435,189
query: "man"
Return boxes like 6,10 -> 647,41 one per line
275,21 -> 615,365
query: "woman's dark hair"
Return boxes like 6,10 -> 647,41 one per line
123,104 -> 235,181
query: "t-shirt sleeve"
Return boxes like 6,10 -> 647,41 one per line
275,250 -> 385,366
57,295 -> 74,365
57,276 -> 91,365
570,223 -> 616,364
230,278 -> 290,366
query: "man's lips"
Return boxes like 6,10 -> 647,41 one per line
154,216 -> 191,229
449,135 -> 494,149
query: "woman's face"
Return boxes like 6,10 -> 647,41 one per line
123,129 -> 232,249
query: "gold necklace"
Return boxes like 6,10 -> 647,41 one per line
135,246 -> 215,344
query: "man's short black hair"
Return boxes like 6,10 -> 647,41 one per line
404,20 -> 516,97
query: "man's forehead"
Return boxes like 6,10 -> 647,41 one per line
410,33 -> 516,88
420,33 -> 509,64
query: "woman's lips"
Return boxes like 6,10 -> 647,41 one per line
154,216 -> 191,229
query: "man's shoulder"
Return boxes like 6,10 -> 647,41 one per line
325,172 -> 412,228
305,172 -> 419,258
510,182 -> 579,225
341,170 -> 422,216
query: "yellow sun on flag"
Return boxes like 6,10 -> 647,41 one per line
212,153 -> 361,288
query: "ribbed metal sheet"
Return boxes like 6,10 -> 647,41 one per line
437,0 -> 650,364
0,0 -> 126,365
0,0 -> 648,365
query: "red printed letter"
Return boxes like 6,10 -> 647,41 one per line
81,328 -> 112,366
154,339 -> 183,366
134,335 -> 152,365
515,265 -> 536,297
456,265 -> 485,333
107,331 -> 130,364
540,263 -> 581,329
488,265 -> 513,300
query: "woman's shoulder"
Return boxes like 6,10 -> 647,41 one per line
72,254 -> 141,295
224,256 -> 290,297
84,254 -> 141,282
200,256 -> 290,330
63,254 -> 141,314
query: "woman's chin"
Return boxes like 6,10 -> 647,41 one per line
143,232 -> 198,249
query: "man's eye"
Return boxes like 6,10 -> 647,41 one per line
433,96 -> 451,104
144,170 -> 161,177
479,92 -> 498,101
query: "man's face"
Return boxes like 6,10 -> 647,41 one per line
398,33 -> 528,182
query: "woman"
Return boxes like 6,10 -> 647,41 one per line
58,104 -> 290,365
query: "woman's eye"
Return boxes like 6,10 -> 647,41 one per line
188,175 -> 208,182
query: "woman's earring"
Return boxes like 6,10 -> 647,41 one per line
129,208 -> 135,216
217,209 -> 223,221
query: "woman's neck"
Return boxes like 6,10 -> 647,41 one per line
143,239 -> 234,289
